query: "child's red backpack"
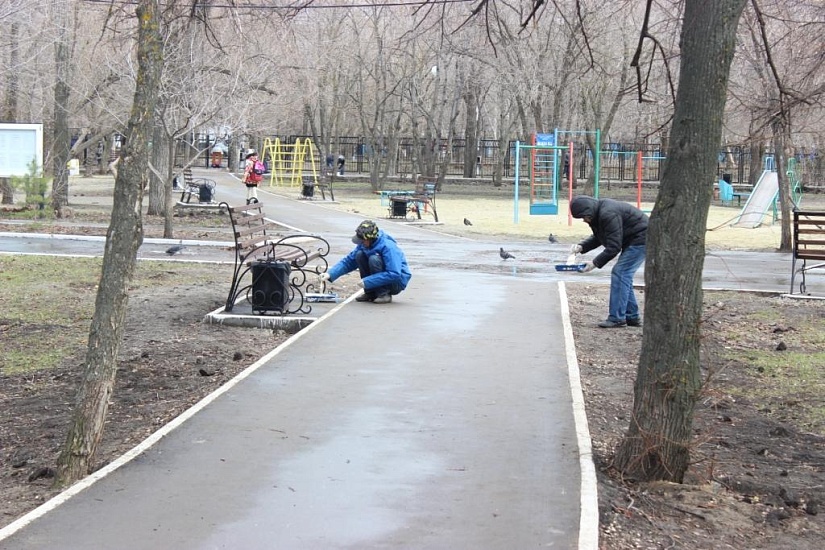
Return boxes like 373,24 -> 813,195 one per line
249,160 -> 265,183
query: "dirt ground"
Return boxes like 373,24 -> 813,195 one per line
1,185 -> 824,548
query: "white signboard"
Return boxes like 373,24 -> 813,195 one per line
0,123 -> 44,177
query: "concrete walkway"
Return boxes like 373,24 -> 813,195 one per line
0,169 -> 814,548
0,172 -> 597,548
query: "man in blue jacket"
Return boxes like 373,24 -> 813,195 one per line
321,220 -> 411,304
570,196 -> 648,328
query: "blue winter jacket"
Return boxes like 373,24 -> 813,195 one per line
327,230 -> 412,291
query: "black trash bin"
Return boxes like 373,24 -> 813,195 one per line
198,183 -> 214,203
301,182 -> 314,198
251,261 -> 290,314
391,199 -> 407,217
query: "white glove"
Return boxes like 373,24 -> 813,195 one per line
356,279 -> 364,288
570,244 -> 583,254
580,261 -> 595,273
318,273 -> 331,283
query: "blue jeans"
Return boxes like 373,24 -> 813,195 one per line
356,251 -> 401,297
607,245 -> 646,323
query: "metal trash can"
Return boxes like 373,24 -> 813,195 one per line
391,199 -> 407,217
251,261 -> 290,314
302,183 -> 315,198
198,183 -> 214,203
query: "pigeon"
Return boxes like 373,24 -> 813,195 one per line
165,244 -> 185,255
499,247 -> 515,260
463,217 -> 473,226
548,234 -> 558,243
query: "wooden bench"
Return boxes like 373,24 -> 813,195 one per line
387,180 -> 438,222
219,201 -> 331,314
178,167 -> 217,204
790,210 -> 825,295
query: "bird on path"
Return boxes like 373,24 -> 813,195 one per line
499,247 -> 515,260
165,244 -> 185,255
548,233 -> 558,243
463,217 -> 473,226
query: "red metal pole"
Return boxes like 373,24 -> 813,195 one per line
637,150 -> 643,209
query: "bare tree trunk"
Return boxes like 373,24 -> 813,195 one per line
55,0 -> 163,487
773,116 -> 793,251
164,138 -> 175,238
614,0 -> 747,483
1,21 -> 20,204
748,138 -> 764,187
52,1 -> 71,215
463,82 -> 479,178
147,120 -> 165,216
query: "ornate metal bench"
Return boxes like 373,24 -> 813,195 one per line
220,202 -> 331,315
179,167 -> 217,204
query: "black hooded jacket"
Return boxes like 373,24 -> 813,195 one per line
570,196 -> 648,268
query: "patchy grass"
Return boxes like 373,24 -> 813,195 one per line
717,301 -> 825,434
0,256 -> 231,375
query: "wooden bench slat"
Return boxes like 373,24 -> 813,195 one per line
791,211 -> 825,294
235,221 -> 278,239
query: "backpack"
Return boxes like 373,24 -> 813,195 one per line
248,160 -> 265,183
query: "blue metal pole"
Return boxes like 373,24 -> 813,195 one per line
514,141 -> 520,224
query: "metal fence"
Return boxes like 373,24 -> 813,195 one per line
184,133 -> 823,191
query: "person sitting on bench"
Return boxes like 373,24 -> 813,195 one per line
320,220 -> 411,304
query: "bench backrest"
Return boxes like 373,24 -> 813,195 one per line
793,210 -> 825,261
413,180 -> 436,198
225,203 -> 279,259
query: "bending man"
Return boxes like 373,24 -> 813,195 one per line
570,196 -> 648,328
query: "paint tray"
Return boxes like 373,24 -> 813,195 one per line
305,293 -> 339,303
554,263 -> 587,272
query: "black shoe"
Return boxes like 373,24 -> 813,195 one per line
355,293 -> 375,302
626,318 -> 642,327
598,319 -> 626,328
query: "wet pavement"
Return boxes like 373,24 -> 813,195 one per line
0,170 -> 813,549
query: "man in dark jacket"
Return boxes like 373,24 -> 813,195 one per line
320,220 -> 411,304
570,196 -> 648,328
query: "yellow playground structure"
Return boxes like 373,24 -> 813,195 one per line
260,137 -> 319,188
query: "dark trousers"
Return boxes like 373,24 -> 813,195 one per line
355,251 -> 401,297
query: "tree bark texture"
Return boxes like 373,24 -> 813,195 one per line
55,0 -> 163,487
148,118 -> 172,220
773,117 -> 793,251
52,4 -> 71,214
614,0 -> 747,483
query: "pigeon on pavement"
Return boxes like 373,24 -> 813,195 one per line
499,247 -> 515,260
548,233 -> 558,243
463,218 -> 473,226
165,245 -> 185,255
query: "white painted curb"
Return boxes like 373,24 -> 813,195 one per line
0,292 -> 360,541
559,281 -> 600,549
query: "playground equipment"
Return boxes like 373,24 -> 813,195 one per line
512,129 -> 601,224
260,137 -> 319,188
602,150 -> 665,209
513,136 -> 573,222
729,156 -> 806,228
555,128 -> 602,197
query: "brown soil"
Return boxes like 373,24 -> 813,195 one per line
1,206 -> 823,548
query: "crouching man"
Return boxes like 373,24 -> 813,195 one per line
320,220 -> 411,304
